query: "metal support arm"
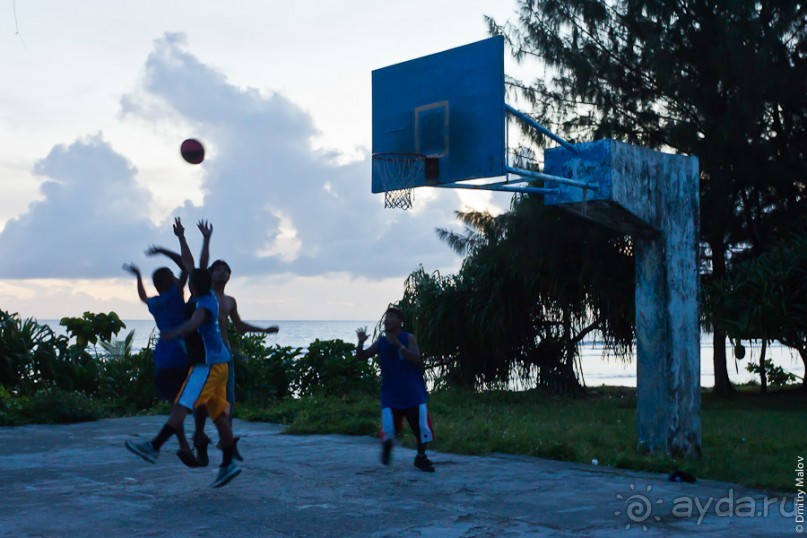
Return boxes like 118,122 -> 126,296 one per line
505,104 -> 578,153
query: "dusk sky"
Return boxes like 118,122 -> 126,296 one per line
0,0 -> 528,320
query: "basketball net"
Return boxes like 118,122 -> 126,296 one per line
373,153 -> 426,210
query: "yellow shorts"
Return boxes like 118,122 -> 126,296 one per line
175,362 -> 230,421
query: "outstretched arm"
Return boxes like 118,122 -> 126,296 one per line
163,308 -> 210,340
173,217 -> 195,273
229,298 -> 279,334
145,244 -> 188,289
355,327 -> 378,361
122,263 -> 148,303
145,244 -> 183,270
198,220 -> 213,270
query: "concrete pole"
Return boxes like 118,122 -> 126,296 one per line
545,140 -> 701,458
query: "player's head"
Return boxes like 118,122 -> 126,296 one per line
209,259 -> 231,284
383,306 -> 404,332
189,268 -> 213,296
152,267 -> 176,294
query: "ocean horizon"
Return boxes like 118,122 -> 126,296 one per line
42,319 -> 806,390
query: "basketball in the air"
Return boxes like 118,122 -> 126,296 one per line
180,139 -> 205,164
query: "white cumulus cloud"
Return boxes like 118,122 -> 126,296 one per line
0,33 -> 468,282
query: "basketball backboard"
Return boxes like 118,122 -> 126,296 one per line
371,36 -> 506,193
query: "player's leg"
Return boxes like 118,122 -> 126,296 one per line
125,366 -> 205,466
224,359 -> 243,461
203,363 -> 241,487
156,366 -> 196,460
165,364 -> 209,465
380,407 -> 398,465
124,403 -> 190,464
192,406 -> 211,467
402,405 -> 435,472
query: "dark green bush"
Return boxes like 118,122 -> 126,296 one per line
294,339 -> 378,397
16,386 -> 105,424
236,345 -> 302,404
100,346 -> 157,413
0,310 -> 69,395
746,358 -> 799,387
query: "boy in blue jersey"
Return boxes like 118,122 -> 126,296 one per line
125,220 -> 240,487
122,221 -> 199,467
125,268 -> 241,488
148,222 -> 278,465
356,307 -> 435,472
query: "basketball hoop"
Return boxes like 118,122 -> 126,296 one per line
372,153 -> 433,210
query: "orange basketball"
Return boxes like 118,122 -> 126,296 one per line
180,139 -> 205,164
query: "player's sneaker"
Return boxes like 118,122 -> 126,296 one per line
125,439 -> 158,464
194,434 -> 211,467
211,462 -> 241,488
381,439 -> 393,466
414,454 -> 435,472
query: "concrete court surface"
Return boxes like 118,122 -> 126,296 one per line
0,416 -> 799,537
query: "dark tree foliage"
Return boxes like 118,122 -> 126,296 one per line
487,0 -> 807,393
399,196 -> 634,392
710,228 -> 807,386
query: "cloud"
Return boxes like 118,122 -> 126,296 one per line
0,32 -> 466,281
122,32 -> 463,279
0,135 -> 157,278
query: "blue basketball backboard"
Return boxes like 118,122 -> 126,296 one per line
371,36 -> 506,193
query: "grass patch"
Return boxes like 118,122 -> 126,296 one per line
239,392 -> 379,436
241,385 -> 807,491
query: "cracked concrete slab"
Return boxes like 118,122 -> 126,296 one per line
0,416 -> 798,536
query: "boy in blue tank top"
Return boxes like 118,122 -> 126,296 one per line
125,268 -> 241,488
124,220 -> 240,488
121,219 -> 198,467
356,307 -> 435,472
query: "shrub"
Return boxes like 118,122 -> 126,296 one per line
746,358 -> 799,387
100,345 -> 157,413
236,345 -> 301,404
294,339 -> 378,397
17,386 -> 105,424
0,310 -> 69,395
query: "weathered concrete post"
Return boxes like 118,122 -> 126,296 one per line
545,140 -> 701,458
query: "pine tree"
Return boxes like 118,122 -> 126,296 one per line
488,0 -> 807,393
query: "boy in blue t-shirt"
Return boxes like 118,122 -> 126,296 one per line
122,261 -> 196,467
356,307 -> 435,472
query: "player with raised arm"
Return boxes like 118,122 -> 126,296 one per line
121,218 -> 197,467
164,222 -> 279,465
125,220 -> 241,488
356,306 -> 434,472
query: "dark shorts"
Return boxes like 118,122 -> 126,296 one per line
225,353 -> 247,409
226,360 -> 235,407
154,367 -> 190,402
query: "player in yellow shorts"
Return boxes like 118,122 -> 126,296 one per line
125,266 -> 241,488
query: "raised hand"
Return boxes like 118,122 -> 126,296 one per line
198,220 -> 213,238
173,217 -> 185,237
356,327 -> 368,343
122,263 -> 140,276
145,244 -> 162,257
